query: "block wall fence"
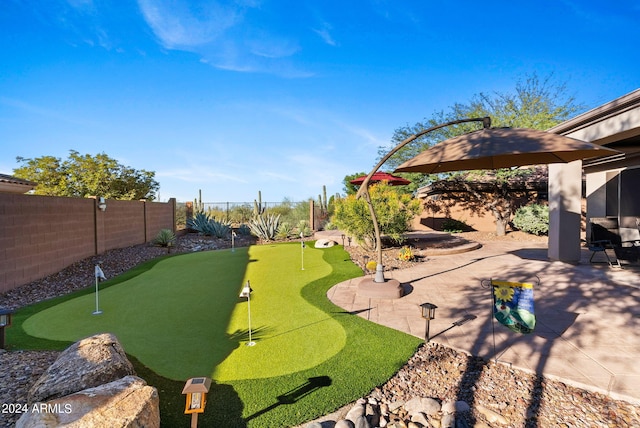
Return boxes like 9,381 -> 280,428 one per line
0,193 -> 176,294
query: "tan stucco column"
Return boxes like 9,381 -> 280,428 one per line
548,161 -> 583,263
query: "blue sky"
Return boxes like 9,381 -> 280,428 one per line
1,1 -> 639,203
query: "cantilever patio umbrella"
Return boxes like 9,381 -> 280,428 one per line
350,172 -> 411,186
358,117 -> 622,284
394,127 -> 620,174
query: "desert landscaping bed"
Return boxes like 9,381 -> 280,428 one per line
2,232 -> 639,427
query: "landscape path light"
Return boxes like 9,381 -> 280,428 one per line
420,302 -> 438,342
0,308 -> 13,349
182,376 -> 212,428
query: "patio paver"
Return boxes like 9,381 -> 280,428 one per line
322,233 -> 640,403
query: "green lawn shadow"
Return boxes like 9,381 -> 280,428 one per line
17,248 -> 251,381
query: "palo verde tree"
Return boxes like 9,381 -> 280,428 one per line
331,181 -> 421,250
14,150 -> 159,200
378,72 -> 585,235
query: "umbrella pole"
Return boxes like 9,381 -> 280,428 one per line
355,117 -> 490,283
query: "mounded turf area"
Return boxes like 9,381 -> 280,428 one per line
11,242 -> 422,427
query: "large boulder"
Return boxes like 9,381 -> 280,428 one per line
16,375 -> 160,428
28,333 -> 136,404
314,239 -> 336,248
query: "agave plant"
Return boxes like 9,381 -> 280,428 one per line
235,224 -> 252,236
153,228 -> 176,247
187,211 -> 211,233
187,212 -> 231,238
248,214 -> 281,241
297,220 -> 312,237
207,218 -> 232,239
276,222 -> 293,240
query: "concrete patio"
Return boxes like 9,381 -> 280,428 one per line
323,233 -> 640,404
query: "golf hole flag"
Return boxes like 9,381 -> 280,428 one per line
95,265 -> 106,281
492,280 -> 536,334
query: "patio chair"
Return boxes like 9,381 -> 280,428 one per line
588,217 -> 640,267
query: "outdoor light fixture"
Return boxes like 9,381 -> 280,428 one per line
97,197 -> 107,212
420,302 -> 438,342
239,281 -> 255,346
341,234 -> 345,246
0,308 -> 13,349
182,377 -> 212,428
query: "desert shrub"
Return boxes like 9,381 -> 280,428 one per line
331,182 -> 421,249
153,229 -> 176,247
512,204 -> 549,235
297,220 -> 312,237
276,222 -> 294,239
323,221 -> 338,230
398,247 -> 414,261
229,204 -> 253,224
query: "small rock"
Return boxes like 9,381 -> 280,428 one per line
335,419 -> 355,428
441,413 -> 455,428
421,397 -> 442,415
346,403 -> 365,422
411,412 -> 430,427
354,415 -> 371,428
389,400 -> 406,412
476,405 -> 509,424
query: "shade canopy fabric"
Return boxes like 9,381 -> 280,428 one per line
394,127 -> 620,174
350,172 -> 411,186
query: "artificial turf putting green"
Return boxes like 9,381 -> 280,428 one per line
23,244 -> 345,381
16,243 -> 423,427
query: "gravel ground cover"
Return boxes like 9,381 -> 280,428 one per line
2,231 -> 639,428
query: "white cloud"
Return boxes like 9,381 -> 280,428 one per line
136,0 -> 315,77
137,0 -> 240,48
248,35 -> 300,59
312,22 -> 337,46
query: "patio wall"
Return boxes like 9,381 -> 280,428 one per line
0,193 -> 175,294
414,206 -> 498,232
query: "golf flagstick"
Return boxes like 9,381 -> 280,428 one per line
93,264 -> 106,315
300,232 -> 305,270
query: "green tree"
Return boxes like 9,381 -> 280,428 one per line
342,172 -> 367,196
331,181 -> 421,250
380,73 -> 584,182
378,72 -> 584,235
14,150 -> 159,200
